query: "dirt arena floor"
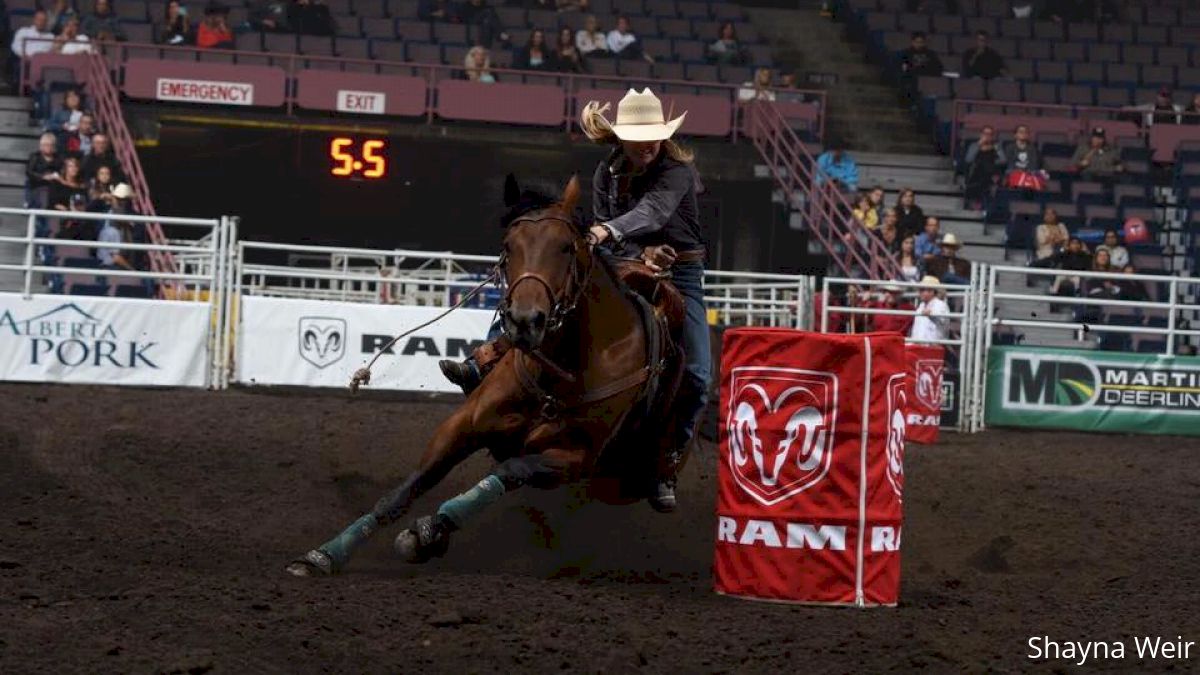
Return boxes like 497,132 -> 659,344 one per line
1,383 -> 1198,673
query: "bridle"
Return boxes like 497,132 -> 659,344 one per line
498,213 -> 594,336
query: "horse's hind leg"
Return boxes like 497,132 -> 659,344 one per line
395,448 -> 583,563
285,405 -> 484,577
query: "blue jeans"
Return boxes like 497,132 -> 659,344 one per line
670,260 -> 711,448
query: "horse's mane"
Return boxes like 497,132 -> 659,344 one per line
499,187 -> 568,229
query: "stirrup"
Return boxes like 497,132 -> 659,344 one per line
648,479 -> 677,513
439,359 -> 481,394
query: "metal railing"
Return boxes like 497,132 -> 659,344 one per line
743,99 -> 901,281
818,267 -> 983,432
236,240 -> 813,327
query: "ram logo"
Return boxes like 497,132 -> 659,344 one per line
299,317 -> 346,369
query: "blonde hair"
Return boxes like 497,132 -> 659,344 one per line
579,100 -> 694,164
464,46 -> 490,79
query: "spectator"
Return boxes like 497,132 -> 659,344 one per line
195,2 -> 233,49
58,193 -> 96,240
960,31 -> 1005,79
1071,127 -> 1123,176
877,216 -> 901,254
249,0 -> 290,31
1082,248 -> 1115,298
851,193 -> 879,231
11,10 -> 55,63
96,209 -> 134,270
553,27 -> 584,73
1116,264 -> 1147,302
1010,1 -> 1035,18
896,235 -> 923,283
866,186 -> 886,221
514,29 -> 556,71
775,72 -> 809,103
26,133 -> 62,209
926,232 -> 971,284
894,188 -> 925,240
49,156 -> 88,209
738,68 -> 776,102
1049,237 -> 1091,296
88,163 -> 118,210
707,22 -> 747,65
463,45 -> 497,82
910,276 -> 950,342
47,0 -> 79,35
460,0 -> 505,49
963,125 -> 1005,209
575,15 -> 608,59
82,0 -> 125,41
815,142 -> 859,193
417,0 -> 457,21
898,31 -> 944,104
1132,86 -> 1181,127
1095,228 -> 1129,269
158,0 -> 191,44
65,112 -> 96,156
1033,206 -> 1069,262
1004,124 -> 1045,188
607,15 -> 649,62
871,285 -> 915,335
46,89 -> 85,143
914,216 -> 941,262
52,17 -> 93,54
288,0 -> 335,36
82,133 -> 124,181
1183,91 -> 1200,125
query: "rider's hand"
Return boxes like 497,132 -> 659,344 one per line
642,244 -> 677,273
588,224 -> 610,245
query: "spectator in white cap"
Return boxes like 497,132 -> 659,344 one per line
910,275 -> 950,342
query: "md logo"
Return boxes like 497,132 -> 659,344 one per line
1004,354 -> 1099,410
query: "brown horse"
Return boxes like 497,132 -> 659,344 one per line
287,175 -> 687,576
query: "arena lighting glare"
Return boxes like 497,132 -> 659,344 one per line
329,137 -> 387,179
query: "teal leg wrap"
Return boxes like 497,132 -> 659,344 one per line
320,513 -> 378,568
437,475 -> 506,529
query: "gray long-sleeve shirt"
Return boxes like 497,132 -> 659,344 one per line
592,148 -> 705,253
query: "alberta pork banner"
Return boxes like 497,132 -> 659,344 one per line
236,296 -> 495,393
905,343 -> 945,444
714,329 -> 906,607
0,293 -> 209,387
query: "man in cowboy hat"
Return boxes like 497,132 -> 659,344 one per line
925,231 -> 971,284
440,88 -> 705,513
869,284 -> 914,335
910,275 -> 949,343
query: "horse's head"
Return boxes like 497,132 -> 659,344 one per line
499,174 -> 586,351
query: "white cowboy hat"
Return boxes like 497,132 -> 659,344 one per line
940,232 -> 961,247
590,88 -> 687,142
920,275 -> 941,288
111,183 -> 133,199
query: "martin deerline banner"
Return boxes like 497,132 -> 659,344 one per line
236,296 -> 496,392
986,346 -> 1200,436
0,293 -> 210,387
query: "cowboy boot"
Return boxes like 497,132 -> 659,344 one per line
649,447 -> 684,513
438,358 -> 483,394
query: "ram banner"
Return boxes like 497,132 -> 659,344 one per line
0,293 -> 210,387
236,296 -> 495,393
985,346 -> 1200,436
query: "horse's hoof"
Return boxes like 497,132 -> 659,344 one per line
285,549 -> 335,577
394,515 -> 451,563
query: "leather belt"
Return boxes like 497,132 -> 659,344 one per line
674,249 -> 706,263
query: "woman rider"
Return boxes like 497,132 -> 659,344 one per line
439,88 -> 710,513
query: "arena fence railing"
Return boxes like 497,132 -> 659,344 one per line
818,265 -> 984,433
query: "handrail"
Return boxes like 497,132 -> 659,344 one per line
47,37 -> 826,142
84,50 -> 180,292
743,99 -> 901,280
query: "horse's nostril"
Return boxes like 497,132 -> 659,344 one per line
531,312 -> 547,328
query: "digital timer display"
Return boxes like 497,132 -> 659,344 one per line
329,137 -> 387,179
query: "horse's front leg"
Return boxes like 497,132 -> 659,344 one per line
395,445 -> 587,563
286,403 -> 489,577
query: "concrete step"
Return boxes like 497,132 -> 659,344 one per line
0,269 -> 25,293
0,110 -> 33,127
0,96 -> 33,112
0,136 -> 38,162
852,151 -> 953,170
961,245 -> 1007,264
0,161 -> 27,187
0,122 -> 42,137
0,187 -> 26,206
859,171 -> 958,195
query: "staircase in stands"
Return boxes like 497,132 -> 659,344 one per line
0,96 -> 41,293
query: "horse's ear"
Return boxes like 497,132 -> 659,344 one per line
560,175 -> 581,214
503,174 -> 521,207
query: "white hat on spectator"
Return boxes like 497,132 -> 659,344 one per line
920,275 -> 941,289
583,88 -> 687,142
941,232 -> 961,248
112,183 -> 133,199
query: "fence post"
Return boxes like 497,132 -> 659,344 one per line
1166,277 -> 1178,356
22,212 -> 36,299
